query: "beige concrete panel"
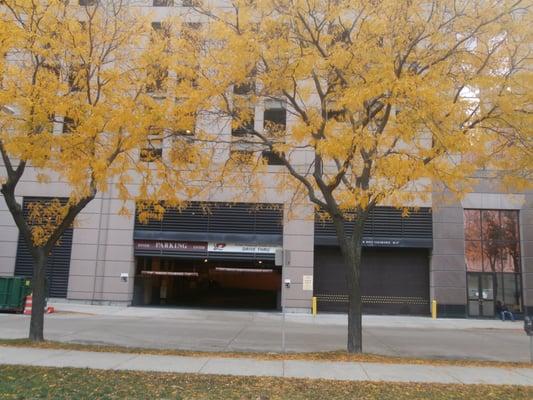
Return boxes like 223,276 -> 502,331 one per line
76,198 -> 105,215
102,230 -> 134,246
522,209 -> 533,227
431,286 -> 467,305
524,289 -> 533,307
431,270 -> 467,289
283,219 -> 314,235
102,277 -> 133,295
98,260 -> 134,276
70,243 -> 98,261
0,210 -> 16,226
522,257 -> 533,275
283,299 -> 312,310
0,242 -> 17,259
72,228 -> 100,245
522,241 -> 533,259
68,259 -> 97,277
66,275 -> 95,293
68,290 -> 132,302
285,251 -> 314,268
433,223 -> 464,240
432,208 -> 463,224
430,254 -> 466,271
461,193 -> 483,209
99,214 -> 135,230
16,182 -> 71,198
283,235 -> 314,252
432,238 -> 465,256
0,256 -> 16,275
283,267 -> 314,284
102,244 -> 134,263
523,273 -> 533,292
73,214 -> 105,230
284,283 -> 313,300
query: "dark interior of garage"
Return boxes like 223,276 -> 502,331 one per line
132,257 -> 282,310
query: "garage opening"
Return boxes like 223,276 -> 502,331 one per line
314,247 -> 430,315
132,257 -> 282,310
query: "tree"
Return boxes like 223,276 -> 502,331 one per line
0,0 -> 206,341
188,0 -> 532,352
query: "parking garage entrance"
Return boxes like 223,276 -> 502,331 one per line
132,242 -> 282,311
132,202 -> 284,311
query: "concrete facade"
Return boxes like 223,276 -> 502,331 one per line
0,2 -> 530,317
1,182 -> 531,315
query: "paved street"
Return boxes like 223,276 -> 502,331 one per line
0,304 -> 530,362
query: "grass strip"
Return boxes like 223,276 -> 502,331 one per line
0,338 -> 531,369
1,364 -> 531,400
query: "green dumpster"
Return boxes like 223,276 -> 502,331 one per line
0,276 -> 32,313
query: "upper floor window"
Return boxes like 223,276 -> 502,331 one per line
262,99 -> 286,165
153,0 -> 173,6
231,107 -> 255,137
62,116 -> 77,134
79,0 -> 97,6
464,209 -> 520,273
182,0 -> 201,6
140,127 -> 164,162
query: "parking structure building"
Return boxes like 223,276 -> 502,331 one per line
1,183 -> 532,319
1,1 -> 532,319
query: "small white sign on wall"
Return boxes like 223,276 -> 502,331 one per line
302,275 -> 313,291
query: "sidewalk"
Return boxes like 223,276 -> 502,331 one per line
47,301 -> 522,331
1,346 -> 532,386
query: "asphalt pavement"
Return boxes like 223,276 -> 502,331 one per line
0,303 -> 530,363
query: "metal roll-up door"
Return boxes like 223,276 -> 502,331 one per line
14,197 -> 73,298
314,246 -> 430,315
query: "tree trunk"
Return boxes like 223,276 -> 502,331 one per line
29,249 -> 47,342
332,212 -> 366,353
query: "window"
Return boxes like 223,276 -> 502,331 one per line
146,64 -> 168,95
233,68 -> 256,96
464,209 -> 520,273
182,0 -> 201,6
62,117 -> 76,134
263,99 -> 286,133
140,127 -> 163,162
234,80 -> 255,96
326,108 -> 345,122
153,0 -> 173,6
464,209 -> 522,314
79,0 -> 97,6
67,64 -> 85,92
262,99 -> 286,165
231,107 -> 255,137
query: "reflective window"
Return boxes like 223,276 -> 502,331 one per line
465,240 -> 482,271
464,209 -> 522,315
464,209 -> 521,273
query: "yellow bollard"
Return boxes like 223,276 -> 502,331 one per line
312,296 -> 317,316
431,299 -> 437,319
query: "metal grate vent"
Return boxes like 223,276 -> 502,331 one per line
135,202 -> 283,236
314,206 -> 432,247
14,197 -> 73,298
